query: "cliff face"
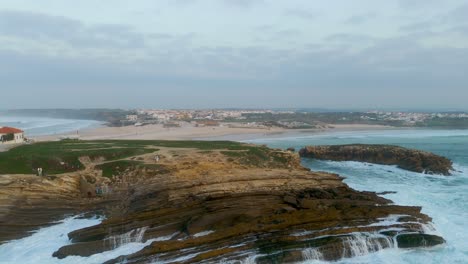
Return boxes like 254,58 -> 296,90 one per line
0,141 -> 446,263
299,144 -> 453,176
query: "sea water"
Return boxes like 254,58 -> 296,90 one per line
248,129 -> 468,264
0,116 -> 102,137
0,129 -> 467,263
0,216 -> 172,264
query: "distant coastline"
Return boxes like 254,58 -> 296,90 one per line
2,108 -> 468,143
25,120 -> 468,143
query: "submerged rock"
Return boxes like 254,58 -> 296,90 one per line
299,144 -> 453,175
397,233 -> 445,248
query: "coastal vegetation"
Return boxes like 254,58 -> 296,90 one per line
0,140 -> 447,262
0,140 -> 155,174
416,117 -> 468,128
239,112 -> 468,128
0,139 -> 288,175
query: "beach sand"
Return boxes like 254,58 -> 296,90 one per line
32,123 -> 396,142
0,143 -> 23,152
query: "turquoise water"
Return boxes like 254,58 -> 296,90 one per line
249,129 -> 468,264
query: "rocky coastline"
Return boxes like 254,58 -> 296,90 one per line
0,140 -> 446,263
299,144 -> 453,176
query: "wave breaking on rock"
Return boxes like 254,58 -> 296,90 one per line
299,144 -> 454,176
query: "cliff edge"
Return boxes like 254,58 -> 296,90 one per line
0,140 -> 445,263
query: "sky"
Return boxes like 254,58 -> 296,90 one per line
0,0 -> 467,110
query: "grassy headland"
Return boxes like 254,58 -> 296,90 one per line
0,140 -> 293,175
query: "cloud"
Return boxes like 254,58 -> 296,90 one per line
398,0 -> 439,9
170,0 -> 264,8
2,28 -> 466,89
449,25 -> 468,35
1,2 -> 467,109
399,21 -> 435,32
2,33 -> 468,109
0,10 -> 145,49
222,0 -> 264,8
344,13 -> 376,24
443,3 -> 468,24
284,8 -> 317,20
398,4 -> 468,34
325,33 -> 374,42
253,28 -> 302,42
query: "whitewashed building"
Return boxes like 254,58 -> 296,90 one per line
126,115 -> 138,121
0,127 -> 25,144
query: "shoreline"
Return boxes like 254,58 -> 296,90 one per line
0,139 -> 444,262
31,123 -> 399,142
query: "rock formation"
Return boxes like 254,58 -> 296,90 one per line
0,140 -> 446,263
299,144 -> 453,175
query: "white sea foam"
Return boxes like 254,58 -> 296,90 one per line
1,130 -> 467,263
303,247 -> 323,261
193,230 -> 215,238
342,233 -> 395,258
0,217 -> 173,264
106,226 -> 148,249
251,130 -> 468,263
297,161 -> 468,263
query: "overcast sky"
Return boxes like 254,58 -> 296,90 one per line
0,0 -> 467,110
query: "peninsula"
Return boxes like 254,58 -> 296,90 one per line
299,144 -> 454,175
0,140 -> 445,263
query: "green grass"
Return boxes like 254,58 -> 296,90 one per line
95,160 -> 142,178
96,160 -> 171,179
0,140 -> 155,175
0,139 -> 256,175
221,146 -> 293,168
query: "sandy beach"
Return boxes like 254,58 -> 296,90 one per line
0,143 -> 25,152
32,123 -> 397,142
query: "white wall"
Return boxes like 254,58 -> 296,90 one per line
0,132 -> 24,144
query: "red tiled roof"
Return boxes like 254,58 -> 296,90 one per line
0,126 -> 24,134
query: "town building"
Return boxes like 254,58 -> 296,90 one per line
126,115 -> 138,121
0,127 -> 25,144
196,121 -> 220,127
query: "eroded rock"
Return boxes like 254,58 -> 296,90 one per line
397,233 -> 445,248
0,141 -> 446,263
299,144 -> 453,175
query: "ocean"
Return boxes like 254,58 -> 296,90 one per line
248,129 -> 468,264
0,129 -> 467,263
0,116 -> 102,137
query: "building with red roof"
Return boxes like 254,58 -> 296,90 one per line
0,126 -> 25,144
